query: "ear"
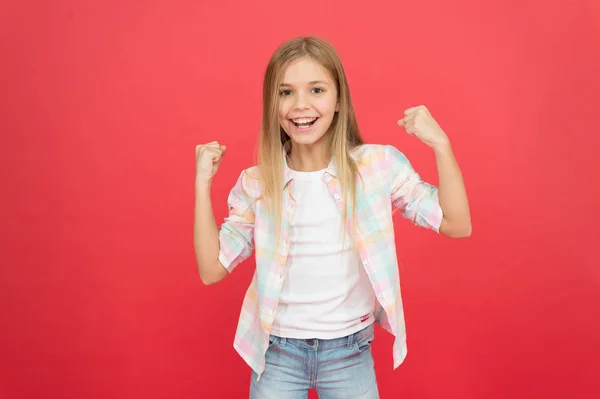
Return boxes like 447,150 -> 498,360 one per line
335,101 -> 340,112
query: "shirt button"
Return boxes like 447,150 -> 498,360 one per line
325,175 -> 331,182
334,194 -> 340,200
362,260 -> 368,265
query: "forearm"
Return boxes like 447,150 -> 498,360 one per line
433,143 -> 472,237
194,181 -> 227,284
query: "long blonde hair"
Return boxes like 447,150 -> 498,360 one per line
258,36 -> 364,242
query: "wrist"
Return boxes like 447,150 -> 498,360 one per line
195,178 -> 212,192
431,140 -> 452,155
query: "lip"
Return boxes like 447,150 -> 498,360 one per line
289,117 -> 318,134
289,116 -> 319,121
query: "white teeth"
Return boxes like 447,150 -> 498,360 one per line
292,117 -> 317,123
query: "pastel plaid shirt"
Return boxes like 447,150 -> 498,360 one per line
217,144 -> 443,381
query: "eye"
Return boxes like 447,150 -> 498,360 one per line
312,87 -> 324,94
280,89 -> 292,96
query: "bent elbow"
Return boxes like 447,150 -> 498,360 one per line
452,224 -> 472,238
460,226 -> 472,238
440,219 -> 472,238
198,260 -> 228,285
200,274 -> 218,286
200,272 -> 226,286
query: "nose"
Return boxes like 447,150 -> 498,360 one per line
292,91 -> 310,110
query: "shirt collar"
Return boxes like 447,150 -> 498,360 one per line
281,140 -> 338,189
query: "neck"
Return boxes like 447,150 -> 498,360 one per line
288,141 -> 330,172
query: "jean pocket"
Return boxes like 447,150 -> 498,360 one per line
354,329 -> 375,354
268,336 -> 278,349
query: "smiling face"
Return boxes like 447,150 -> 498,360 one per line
278,56 -> 339,149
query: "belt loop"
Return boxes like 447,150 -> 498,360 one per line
280,337 -> 287,347
347,330 -> 355,349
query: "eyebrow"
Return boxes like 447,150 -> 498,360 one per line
279,80 -> 329,87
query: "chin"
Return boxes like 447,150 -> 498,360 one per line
290,131 -> 322,144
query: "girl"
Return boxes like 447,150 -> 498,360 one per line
194,36 -> 471,398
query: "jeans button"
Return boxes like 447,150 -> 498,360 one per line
306,339 -> 315,345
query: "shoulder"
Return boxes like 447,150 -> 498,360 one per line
350,143 -> 408,167
230,165 -> 262,199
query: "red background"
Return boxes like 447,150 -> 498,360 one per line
2,0 -> 599,398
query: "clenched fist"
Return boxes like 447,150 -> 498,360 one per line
195,141 -> 226,185
398,105 -> 450,150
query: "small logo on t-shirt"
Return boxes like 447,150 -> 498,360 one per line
360,314 -> 370,323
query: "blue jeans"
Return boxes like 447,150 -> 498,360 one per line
250,323 -> 379,398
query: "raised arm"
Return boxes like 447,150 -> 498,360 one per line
194,142 -> 228,284
194,142 -> 257,285
396,105 -> 471,238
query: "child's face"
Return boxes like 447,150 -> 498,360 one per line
278,56 -> 339,149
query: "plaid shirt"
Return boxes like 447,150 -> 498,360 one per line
217,144 -> 443,381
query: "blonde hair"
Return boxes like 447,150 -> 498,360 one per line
258,36 -> 364,242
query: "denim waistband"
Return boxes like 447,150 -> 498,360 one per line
269,322 -> 375,351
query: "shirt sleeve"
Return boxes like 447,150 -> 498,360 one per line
385,145 -> 443,232
218,169 -> 256,273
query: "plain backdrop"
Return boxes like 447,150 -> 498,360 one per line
1,0 -> 599,398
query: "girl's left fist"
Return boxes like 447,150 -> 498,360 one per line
398,105 -> 449,149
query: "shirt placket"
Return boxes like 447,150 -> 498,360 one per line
278,181 -> 295,264
324,172 -> 393,324
268,182 -> 295,323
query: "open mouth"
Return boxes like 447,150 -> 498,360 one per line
291,117 -> 319,128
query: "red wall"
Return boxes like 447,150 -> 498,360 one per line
2,0 -> 599,398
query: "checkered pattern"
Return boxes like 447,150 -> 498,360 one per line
217,144 -> 443,381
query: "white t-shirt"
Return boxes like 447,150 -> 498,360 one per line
270,168 -> 376,339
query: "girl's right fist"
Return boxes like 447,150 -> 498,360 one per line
195,142 -> 226,184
